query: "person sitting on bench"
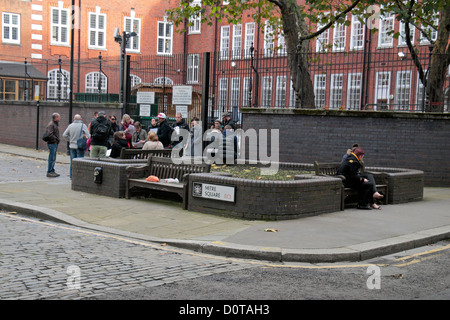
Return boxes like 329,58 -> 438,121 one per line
338,148 -> 384,210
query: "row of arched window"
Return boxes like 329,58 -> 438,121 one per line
46,69 -> 145,100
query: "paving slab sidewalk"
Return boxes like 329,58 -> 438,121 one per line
0,143 -> 449,262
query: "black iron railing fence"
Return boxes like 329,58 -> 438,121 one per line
2,46 -> 448,123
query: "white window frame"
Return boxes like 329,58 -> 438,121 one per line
261,76 -> 273,107
420,18 -> 438,44
399,22 -> 415,46
333,16 -> 346,52
314,74 -> 327,108
154,77 -> 173,85
232,24 -> 242,59
88,9 -> 106,49
130,74 -> 142,88
220,26 -> 230,60
230,77 -> 240,108
187,54 -> 200,84
374,71 -> 391,108
188,0 -> 201,34
416,70 -> 428,111
277,29 -> 287,56
350,15 -> 364,50
346,73 -> 362,110
264,20 -> 274,57
242,77 -> 251,107
330,74 -> 344,109
47,69 -> 70,100
218,78 -> 228,111
85,71 -> 107,93
315,23 -> 329,52
157,17 -> 173,55
378,12 -> 394,48
124,16 -> 141,53
2,12 -> 20,44
395,70 -> 411,110
244,22 -> 255,58
51,6 -> 69,46
275,75 -> 287,108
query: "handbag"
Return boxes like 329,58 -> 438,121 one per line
76,124 -> 87,150
42,131 -> 50,142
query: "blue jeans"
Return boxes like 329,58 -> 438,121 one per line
47,143 -> 58,173
69,148 -> 85,179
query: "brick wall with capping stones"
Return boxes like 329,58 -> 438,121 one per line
187,172 -> 342,221
241,108 -> 450,187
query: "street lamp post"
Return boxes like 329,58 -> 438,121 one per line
98,52 -> 102,103
68,0 -> 75,155
114,29 -> 136,115
58,56 -> 62,102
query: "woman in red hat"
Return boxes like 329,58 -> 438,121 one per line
338,148 -> 384,210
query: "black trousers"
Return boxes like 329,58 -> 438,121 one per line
346,173 -> 377,206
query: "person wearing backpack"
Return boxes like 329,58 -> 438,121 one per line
89,111 -> 111,158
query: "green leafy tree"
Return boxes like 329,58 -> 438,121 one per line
167,0 -> 449,111
167,0 -> 373,108
379,0 -> 449,112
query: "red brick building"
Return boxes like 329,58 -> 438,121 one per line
0,0 -> 447,114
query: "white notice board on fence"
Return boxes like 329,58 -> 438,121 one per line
140,104 -> 151,117
137,92 -> 155,104
172,86 -> 192,105
176,105 -> 188,118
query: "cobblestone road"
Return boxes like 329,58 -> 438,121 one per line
0,212 -> 250,300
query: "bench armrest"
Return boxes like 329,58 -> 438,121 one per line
182,173 -> 190,183
366,171 -> 389,184
126,165 -> 150,179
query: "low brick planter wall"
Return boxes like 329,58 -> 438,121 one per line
366,167 -> 424,204
187,173 -> 342,220
71,157 -> 147,198
71,157 -> 424,220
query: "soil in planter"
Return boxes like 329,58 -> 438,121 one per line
211,164 -> 311,181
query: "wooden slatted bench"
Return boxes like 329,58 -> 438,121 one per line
125,156 -> 211,209
119,148 -> 172,159
314,161 -> 388,210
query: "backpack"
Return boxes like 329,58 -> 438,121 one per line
93,122 -> 109,140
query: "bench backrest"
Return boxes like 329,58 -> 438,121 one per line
314,161 -> 340,176
148,156 -> 211,181
120,148 -> 172,159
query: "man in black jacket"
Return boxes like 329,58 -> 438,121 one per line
156,113 -> 172,148
89,111 -> 111,158
222,112 -> 236,130
170,113 -> 189,148
45,113 -> 61,177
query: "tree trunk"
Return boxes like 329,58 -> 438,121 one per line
279,0 -> 315,108
427,6 -> 450,112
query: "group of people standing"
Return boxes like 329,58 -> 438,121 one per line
43,110 -> 217,179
